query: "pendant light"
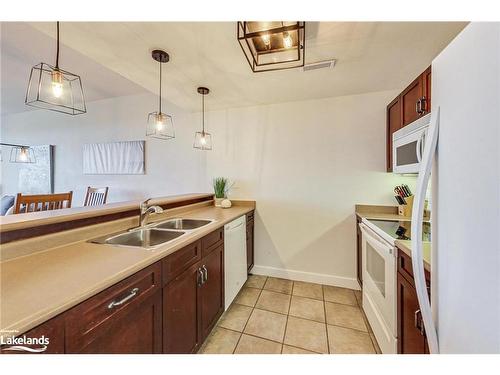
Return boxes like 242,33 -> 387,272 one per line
0,143 -> 36,163
193,87 -> 212,150
146,50 -> 175,140
25,22 -> 86,115
237,21 -> 305,73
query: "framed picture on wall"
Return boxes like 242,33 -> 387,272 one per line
83,140 -> 145,175
17,144 -> 54,194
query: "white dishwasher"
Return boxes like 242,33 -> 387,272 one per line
224,215 -> 248,309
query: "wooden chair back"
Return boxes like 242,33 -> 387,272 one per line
83,186 -> 109,206
14,191 -> 73,214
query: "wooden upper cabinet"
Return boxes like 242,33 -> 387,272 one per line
401,75 -> 424,127
386,66 -> 432,172
422,66 -> 432,114
386,96 -> 402,172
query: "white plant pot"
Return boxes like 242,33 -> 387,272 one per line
214,197 -> 225,207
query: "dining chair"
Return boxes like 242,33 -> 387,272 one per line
83,186 -> 109,206
14,191 -> 73,214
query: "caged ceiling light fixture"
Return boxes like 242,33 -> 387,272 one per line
193,87 -> 212,151
237,21 -> 305,73
25,22 -> 86,115
0,143 -> 36,163
146,50 -> 175,140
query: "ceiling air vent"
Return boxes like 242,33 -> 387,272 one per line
303,59 -> 336,72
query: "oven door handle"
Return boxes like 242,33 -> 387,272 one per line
359,223 -> 395,257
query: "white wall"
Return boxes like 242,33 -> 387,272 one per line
1,93 -> 208,205
2,88 -> 416,288
203,90 -> 416,288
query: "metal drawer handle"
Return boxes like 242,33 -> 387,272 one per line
198,268 -> 205,286
414,309 -> 425,336
202,265 -> 208,283
108,287 -> 139,309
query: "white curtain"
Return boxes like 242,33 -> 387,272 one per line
83,140 -> 145,175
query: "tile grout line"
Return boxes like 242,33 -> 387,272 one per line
281,280 -> 294,354
322,285 -> 332,354
232,276 -> 266,354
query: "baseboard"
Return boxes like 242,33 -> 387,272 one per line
250,265 -> 361,290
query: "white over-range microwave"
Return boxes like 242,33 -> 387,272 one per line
392,113 -> 431,173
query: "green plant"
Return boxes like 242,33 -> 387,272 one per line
213,177 -> 229,198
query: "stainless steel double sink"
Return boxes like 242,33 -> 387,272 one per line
89,218 -> 213,249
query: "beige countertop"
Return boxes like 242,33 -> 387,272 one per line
0,202 -> 255,337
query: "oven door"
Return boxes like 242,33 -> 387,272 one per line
360,223 -> 397,353
393,127 -> 427,174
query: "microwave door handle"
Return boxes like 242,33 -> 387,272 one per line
416,136 -> 422,162
411,107 -> 440,354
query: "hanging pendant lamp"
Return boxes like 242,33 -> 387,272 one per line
146,50 -> 175,140
0,143 -> 36,163
193,87 -> 212,150
25,22 -> 86,115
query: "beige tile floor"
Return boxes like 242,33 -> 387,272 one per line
199,275 -> 381,354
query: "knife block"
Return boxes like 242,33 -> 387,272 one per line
398,195 -> 414,217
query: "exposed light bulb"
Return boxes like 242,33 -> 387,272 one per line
200,135 -> 207,145
156,113 -> 164,131
261,33 -> 271,48
19,148 -> 28,162
283,32 -> 293,49
51,70 -> 63,98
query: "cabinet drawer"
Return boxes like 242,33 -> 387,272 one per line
163,240 -> 202,285
65,262 -> 161,352
201,227 -> 224,256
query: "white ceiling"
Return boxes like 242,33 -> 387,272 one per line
4,22 -> 467,114
0,22 -> 147,116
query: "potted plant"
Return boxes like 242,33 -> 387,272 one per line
213,177 -> 230,207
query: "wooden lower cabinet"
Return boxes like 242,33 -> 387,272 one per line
75,291 -> 162,354
0,315 -> 65,354
163,261 -> 203,354
65,263 -> 163,354
200,245 -> 225,340
356,217 -> 362,287
397,248 -> 430,354
246,212 -> 255,272
3,227 -> 227,355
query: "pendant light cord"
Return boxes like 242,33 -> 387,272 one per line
202,93 -> 205,133
55,21 -> 60,69
158,60 -> 162,114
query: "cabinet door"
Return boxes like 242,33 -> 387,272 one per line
401,75 -> 423,126
0,315 -> 65,354
397,272 -> 426,354
200,245 -> 225,340
65,263 -> 162,354
77,291 -> 162,354
163,261 -> 202,354
246,220 -> 254,271
422,66 -> 431,114
386,96 -> 402,172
